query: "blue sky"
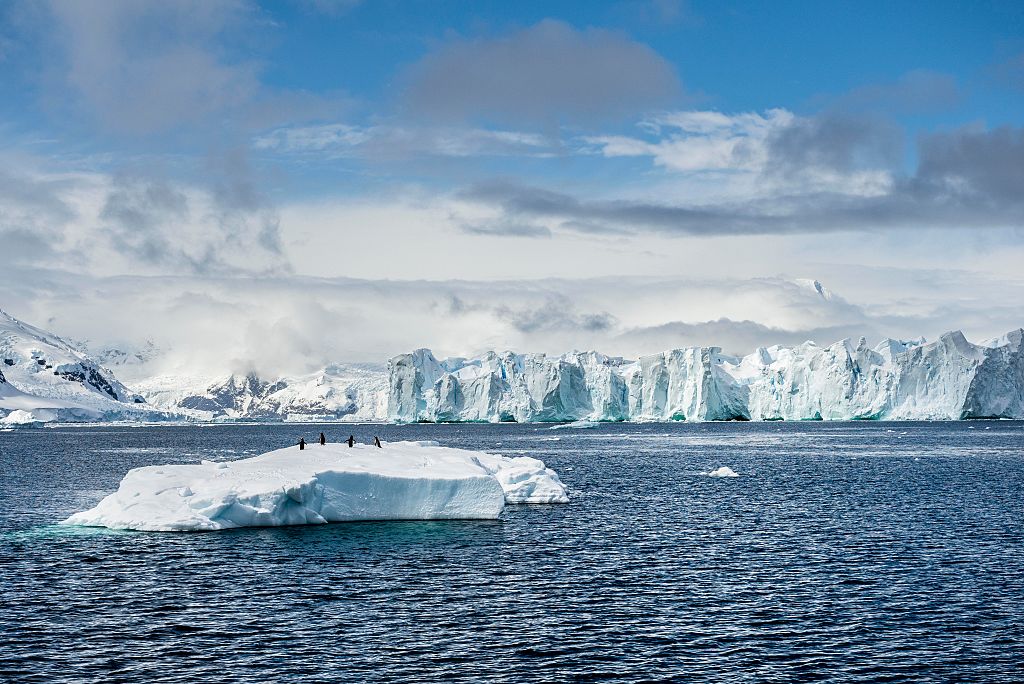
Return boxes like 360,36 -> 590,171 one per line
256,0 -> 1023,115
1,0 -> 1023,372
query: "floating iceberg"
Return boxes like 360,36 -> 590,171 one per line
0,409 -> 43,428
706,466 -> 739,478
547,420 -> 601,430
62,441 -> 568,531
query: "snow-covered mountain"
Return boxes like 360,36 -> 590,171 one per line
5,306 -> 1022,424
0,310 -> 171,424
387,329 -> 1024,422
134,364 -> 388,422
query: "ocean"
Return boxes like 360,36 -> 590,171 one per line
2,421 -> 1023,682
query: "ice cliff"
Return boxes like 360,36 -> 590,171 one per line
387,329 -> 1024,422
5,306 -> 1022,424
62,440 -> 569,531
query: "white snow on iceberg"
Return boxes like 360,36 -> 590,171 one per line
0,409 -> 44,428
62,441 -> 568,531
474,453 -> 569,504
547,420 -> 601,430
706,466 -> 739,478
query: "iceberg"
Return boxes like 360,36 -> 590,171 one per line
62,440 -> 568,531
388,349 -> 631,423
548,420 -> 601,430
386,328 -> 1024,422
0,409 -> 43,428
706,466 -> 739,478
6,305 -> 1022,424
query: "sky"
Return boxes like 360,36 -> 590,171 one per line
1,0 -> 1023,378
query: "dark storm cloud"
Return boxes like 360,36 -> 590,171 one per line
765,113 -> 904,175
458,181 -> 790,236
399,19 -> 681,126
912,125 -> 1024,204
460,124 -> 1024,238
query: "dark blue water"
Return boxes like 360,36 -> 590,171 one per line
2,422 -> 1023,682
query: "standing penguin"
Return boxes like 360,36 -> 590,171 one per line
299,437 -> 306,450
347,435 -> 355,448
373,436 -> 382,448
319,432 -> 326,446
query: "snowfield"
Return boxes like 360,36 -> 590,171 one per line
62,441 -> 569,531
0,309 -> 171,424
134,364 -> 388,422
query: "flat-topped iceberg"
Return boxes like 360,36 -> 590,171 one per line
62,441 -> 568,532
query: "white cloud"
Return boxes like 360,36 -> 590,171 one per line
254,124 -> 372,153
0,160 -> 287,278
254,123 -> 555,158
44,0 -> 260,134
4,267 -> 1022,381
584,108 -> 896,199
585,108 -> 794,172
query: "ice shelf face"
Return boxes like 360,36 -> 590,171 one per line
62,441 -> 569,531
5,305 -> 1023,424
386,329 -> 1024,422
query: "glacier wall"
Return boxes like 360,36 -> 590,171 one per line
386,329 -> 1024,422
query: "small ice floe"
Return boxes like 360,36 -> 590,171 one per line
0,410 -> 43,428
706,466 -> 739,478
62,441 -> 568,532
548,420 -> 600,430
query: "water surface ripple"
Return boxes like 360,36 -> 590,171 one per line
1,422 -> 1023,682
